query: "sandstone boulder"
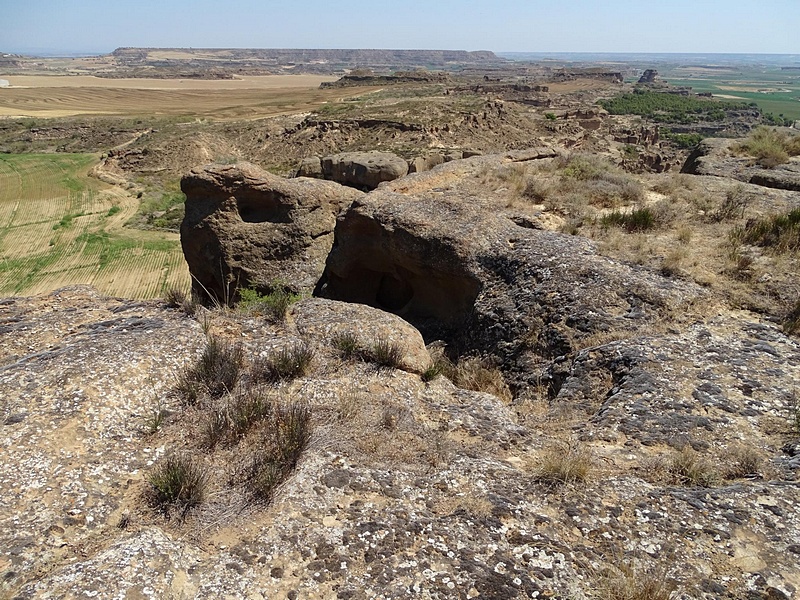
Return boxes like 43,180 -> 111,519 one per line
295,155 -> 322,178
291,298 -> 430,373
315,156 -> 701,390
407,152 -> 444,174
180,162 -> 363,303
320,151 -> 409,190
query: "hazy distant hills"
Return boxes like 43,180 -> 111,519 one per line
109,47 -> 506,74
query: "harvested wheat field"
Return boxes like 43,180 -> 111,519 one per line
0,75 -> 353,119
0,153 -> 188,298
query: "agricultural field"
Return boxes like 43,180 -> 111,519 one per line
0,75 -> 345,119
660,64 -> 800,122
0,153 -> 188,298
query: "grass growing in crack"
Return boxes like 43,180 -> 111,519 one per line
147,454 -> 207,516
176,336 -> 244,402
241,402 -> 313,503
144,402 -> 169,435
534,444 -> 593,486
201,389 -> 273,448
253,342 -> 315,382
421,362 -> 444,382
362,339 -> 405,369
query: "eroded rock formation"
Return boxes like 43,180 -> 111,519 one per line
180,162 -> 362,302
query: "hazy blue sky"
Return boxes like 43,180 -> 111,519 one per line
3,0 -> 798,55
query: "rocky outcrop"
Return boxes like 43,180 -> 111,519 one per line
319,151 -> 409,191
180,162 -> 362,303
682,137 -> 800,191
637,68 -> 660,84
315,155 -> 701,390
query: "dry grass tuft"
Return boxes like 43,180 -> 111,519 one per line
668,447 -> 719,487
595,561 -> 676,600
534,443 -> 593,486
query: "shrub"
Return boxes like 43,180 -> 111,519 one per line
601,208 -> 655,232
237,285 -> 300,322
147,454 -> 207,515
253,342 -> 315,382
735,126 -> 800,168
242,402 -> 313,503
668,447 -> 718,487
362,339 -> 405,369
534,444 -> 592,486
712,186 -> 751,222
544,112 -> 557,120
330,331 -> 361,360
176,336 -> 244,403
732,208 -> 800,253
785,299 -> 800,335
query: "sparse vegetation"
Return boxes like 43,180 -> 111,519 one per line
253,342 -> 315,382
601,208 -> 656,232
147,454 -> 207,516
237,285 -> 301,321
731,207 -> 800,253
668,447 -> 719,487
176,336 -> 244,402
534,443 -> 593,486
734,126 -> 800,168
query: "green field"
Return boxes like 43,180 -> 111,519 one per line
661,65 -> 800,121
0,153 -> 188,298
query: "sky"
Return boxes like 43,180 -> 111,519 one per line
2,0 -> 798,56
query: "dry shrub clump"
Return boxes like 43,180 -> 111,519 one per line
534,443 -> 593,486
426,345 -> 512,402
731,207 -> 800,254
735,126 -> 800,168
785,299 -> 800,336
668,447 -> 719,487
235,402 -> 313,503
252,341 -> 315,382
147,453 -> 208,517
556,154 -> 644,208
175,336 -> 244,403
595,561 -> 675,600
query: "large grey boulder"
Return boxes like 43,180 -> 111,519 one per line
315,156 -> 702,390
180,162 -> 362,303
320,151 -> 409,190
